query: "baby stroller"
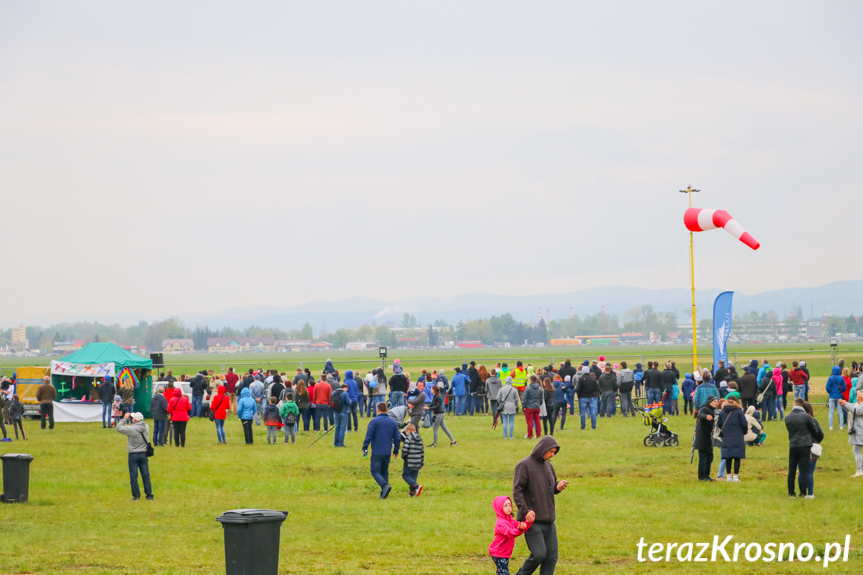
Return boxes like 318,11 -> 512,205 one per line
635,403 -> 679,447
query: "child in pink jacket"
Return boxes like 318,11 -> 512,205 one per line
488,495 -> 534,575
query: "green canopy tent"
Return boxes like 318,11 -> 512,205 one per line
51,343 -> 154,418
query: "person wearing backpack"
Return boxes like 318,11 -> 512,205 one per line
280,392 -> 300,445
332,383 -> 352,447
344,370 -> 360,432
116,412 -> 153,501
633,362 -> 644,399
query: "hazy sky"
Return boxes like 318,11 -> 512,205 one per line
2,1 -> 861,323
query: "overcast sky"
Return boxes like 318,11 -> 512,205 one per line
2,1 -> 861,324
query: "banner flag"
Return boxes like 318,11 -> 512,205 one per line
712,291 -> 734,370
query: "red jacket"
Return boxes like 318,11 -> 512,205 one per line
224,372 -> 239,393
210,386 -> 230,420
168,393 -> 191,422
788,368 -> 809,387
312,381 -> 331,405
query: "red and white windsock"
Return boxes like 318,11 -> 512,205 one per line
683,208 -> 760,250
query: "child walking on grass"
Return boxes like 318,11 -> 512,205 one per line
112,395 -> 124,427
264,396 -> 281,445
489,496 -> 534,575
400,423 -> 424,496
280,392 -> 300,445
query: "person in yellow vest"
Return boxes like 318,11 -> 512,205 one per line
511,361 -> 528,406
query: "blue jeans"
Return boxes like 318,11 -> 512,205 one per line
153,419 -> 166,445
761,396 -> 776,421
128,452 -> 152,499
390,391 -> 405,408
402,464 -> 419,490
717,458 -> 727,478
333,411 -> 348,446
804,457 -> 817,496
214,418 -> 225,443
600,391 -> 616,417
828,398 -> 845,428
501,413 -> 515,438
371,394 -> 385,416
646,388 -> 663,405
794,385 -> 806,399
313,406 -> 330,431
357,396 -> 366,419
456,396 -> 468,415
370,454 -> 391,489
191,395 -> 204,418
579,397 -> 598,429
102,402 -> 112,427
347,402 -> 359,431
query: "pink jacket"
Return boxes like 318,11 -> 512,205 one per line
488,496 -> 532,559
772,367 -> 783,395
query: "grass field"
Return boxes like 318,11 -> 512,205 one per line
3,393 -> 863,574
4,342 -> 859,380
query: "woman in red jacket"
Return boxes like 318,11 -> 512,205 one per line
167,389 -> 191,447
211,384 -> 230,444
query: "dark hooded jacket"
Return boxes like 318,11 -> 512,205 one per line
513,435 -> 561,523
694,402 -> 717,451
558,361 -> 576,382
324,360 -> 335,375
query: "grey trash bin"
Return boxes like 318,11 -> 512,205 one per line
216,509 -> 288,575
1,453 -> 34,503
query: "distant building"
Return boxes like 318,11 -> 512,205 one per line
345,341 -> 377,352
309,341 -> 333,351
274,340 -> 312,352
162,339 -> 194,354
456,341 -> 484,349
11,324 -> 29,351
207,337 -> 275,353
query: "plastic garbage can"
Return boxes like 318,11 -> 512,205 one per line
216,509 -> 288,575
1,453 -> 34,503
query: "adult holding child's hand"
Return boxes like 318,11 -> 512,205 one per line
513,436 -> 565,575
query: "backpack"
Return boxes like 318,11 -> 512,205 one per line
330,390 -> 344,413
634,371 -> 644,382
285,411 -> 297,426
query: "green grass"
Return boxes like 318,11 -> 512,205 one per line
2,397 -> 863,574
4,342 -> 858,380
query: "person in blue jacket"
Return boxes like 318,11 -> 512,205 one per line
757,361 -> 771,384
324,359 -> 336,375
681,373 -> 697,415
633,363 -> 644,399
237,388 -> 257,444
344,370 -> 360,432
362,401 -> 402,499
827,366 -> 847,431
451,367 -> 469,416
551,376 -> 568,432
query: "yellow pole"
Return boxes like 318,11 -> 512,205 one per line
688,190 -> 698,372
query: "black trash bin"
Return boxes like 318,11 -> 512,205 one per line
1,453 -> 34,503
216,509 -> 288,575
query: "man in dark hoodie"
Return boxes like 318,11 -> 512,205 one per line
598,365 -> 619,418
513,436 -> 568,575
99,376 -> 116,428
740,361 -> 759,409
558,360 -> 576,383
575,368 -> 599,430
643,362 -> 663,406
661,363 -> 678,415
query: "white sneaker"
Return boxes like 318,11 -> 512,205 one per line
830,427 -> 834,431
851,471 -> 863,478
732,475 -> 740,482
725,475 -> 733,482
804,495 -> 815,499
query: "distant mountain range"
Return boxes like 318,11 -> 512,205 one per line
175,281 -> 863,332
8,281 -> 860,332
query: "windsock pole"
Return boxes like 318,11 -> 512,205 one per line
680,186 -> 699,371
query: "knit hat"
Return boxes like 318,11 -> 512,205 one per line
583,360 -> 589,366
705,395 -> 718,405
599,356 -> 605,362
800,361 -> 806,367
564,375 -> 571,382
114,395 -> 121,401
131,412 -> 144,421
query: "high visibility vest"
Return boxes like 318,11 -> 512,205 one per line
511,368 -> 527,389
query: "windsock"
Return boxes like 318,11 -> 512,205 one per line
683,208 -> 760,250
